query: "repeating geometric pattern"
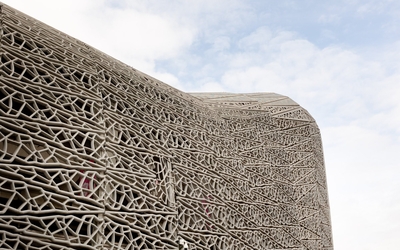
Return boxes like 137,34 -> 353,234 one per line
0,2 -> 333,250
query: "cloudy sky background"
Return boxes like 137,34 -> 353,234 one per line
3,0 -> 400,249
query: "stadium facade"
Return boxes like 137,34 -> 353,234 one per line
0,3 -> 333,250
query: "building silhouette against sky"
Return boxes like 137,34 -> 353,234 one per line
0,3 -> 333,249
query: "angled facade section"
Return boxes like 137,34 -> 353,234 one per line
0,3 -> 333,250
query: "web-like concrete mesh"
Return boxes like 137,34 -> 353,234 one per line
0,3 -> 333,250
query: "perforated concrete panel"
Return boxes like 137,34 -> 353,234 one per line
0,3 -> 333,250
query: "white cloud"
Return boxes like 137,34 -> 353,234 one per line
150,71 -> 183,90
237,27 -> 273,51
204,30 -> 397,124
193,80 -> 226,92
2,0 -> 197,79
323,124 -> 400,250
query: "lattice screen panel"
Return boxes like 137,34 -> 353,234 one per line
0,2 -> 333,250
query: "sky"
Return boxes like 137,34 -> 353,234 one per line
2,0 -> 400,249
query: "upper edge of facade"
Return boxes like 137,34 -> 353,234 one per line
0,1 -> 317,124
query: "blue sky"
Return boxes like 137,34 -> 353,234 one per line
3,0 -> 400,249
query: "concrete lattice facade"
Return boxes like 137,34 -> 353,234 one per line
0,3 -> 333,250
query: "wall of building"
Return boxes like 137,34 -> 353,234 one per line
0,3 -> 333,249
